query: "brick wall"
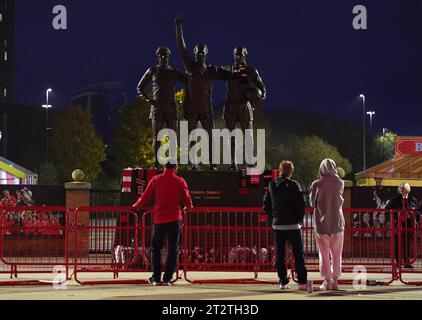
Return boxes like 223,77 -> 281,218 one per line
65,182 -> 91,258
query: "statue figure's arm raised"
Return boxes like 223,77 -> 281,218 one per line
175,17 -> 193,72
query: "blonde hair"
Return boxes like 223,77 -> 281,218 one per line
279,161 -> 294,177
398,182 -> 411,194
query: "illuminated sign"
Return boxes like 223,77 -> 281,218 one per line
395,137 -> 422,157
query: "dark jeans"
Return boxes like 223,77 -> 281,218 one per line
274,229 -> 308,285
395,226 -> 413,265
151,221 -> 181,282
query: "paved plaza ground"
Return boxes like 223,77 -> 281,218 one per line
0,271 -> 420,300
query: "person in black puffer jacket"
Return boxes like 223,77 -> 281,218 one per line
263,161 -> 308,291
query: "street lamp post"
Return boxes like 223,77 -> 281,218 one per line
366,111 -> 375,133
360,94 -> 366,171
42,88 -> 53,154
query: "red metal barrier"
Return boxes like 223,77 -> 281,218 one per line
397,210 -> 422,285
183,207 -> 399,286
0,206 -> 69,286
182,207 -> 282,284
292,208 -> 397,285
72,206 -> 152,285
0,205 -> 418,287
72,207 -> 182,285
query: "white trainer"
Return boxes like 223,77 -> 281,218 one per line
279,283 -> 290,290
320,280 -> 329,291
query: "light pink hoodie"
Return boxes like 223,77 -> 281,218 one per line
309,159 -> 345,235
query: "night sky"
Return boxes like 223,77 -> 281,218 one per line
14,0 -> 422,135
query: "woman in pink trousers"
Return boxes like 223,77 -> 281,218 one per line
310,159 -> 345,290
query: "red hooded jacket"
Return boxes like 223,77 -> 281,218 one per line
133,168 -> 193,224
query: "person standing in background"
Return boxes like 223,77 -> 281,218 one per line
386,182 -> 418,269
0,190 -> 17,207
310,159 -> 345,291
133,162 -> 193,285
263,161 -> 308,291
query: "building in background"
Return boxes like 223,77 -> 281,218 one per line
71,81 -> 127,146
0,155 -> 38,185
0,0 -> 14,157
1,103 -> 48,170
0,0 -> 13,103
356,136 -> 422,187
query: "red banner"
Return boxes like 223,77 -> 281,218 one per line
395,138 -> 422,157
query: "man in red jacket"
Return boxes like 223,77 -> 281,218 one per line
133,162 -> 193,285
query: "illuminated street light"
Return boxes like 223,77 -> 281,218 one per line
366,111 -> 375,133
42,88 -> 53,154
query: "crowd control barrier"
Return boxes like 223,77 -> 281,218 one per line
0,206 -> 419,286
292,208 -> 397,285
72,206 -> 148,285
0,206 -> 69,286
71,207 -> 182,285
396,210 -> 422,285
183,207 -> 284,284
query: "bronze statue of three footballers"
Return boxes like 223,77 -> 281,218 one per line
137,17 -> 266,171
